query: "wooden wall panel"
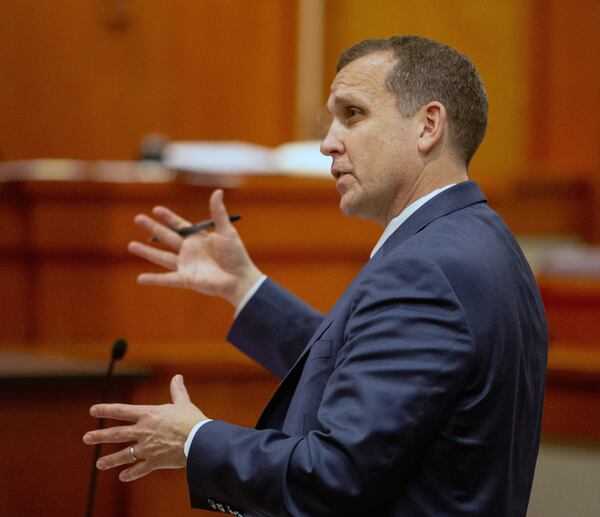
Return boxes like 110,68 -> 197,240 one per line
0,0 -> 297,160
5,174 -> 599,348
540,277 -> 600,348
0,184 -> 30,344
528,0 -> 600,177
484,178 -> 594,239
543,375 -> 600,441
0,374 -> 137,517
34,260 -> 233,344
30,256 -> 362,346
5,177 -> 379,347
0,261 -> 30,344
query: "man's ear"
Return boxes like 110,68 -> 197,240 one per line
417,102 -> 446,154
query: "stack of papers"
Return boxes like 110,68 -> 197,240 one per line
162,140 -> 332,178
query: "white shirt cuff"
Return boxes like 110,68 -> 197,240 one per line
184,419 -> 212,457
234,275 -> 267,318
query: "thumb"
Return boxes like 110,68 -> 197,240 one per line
209,189 -> 234,234
170,374 -> 192,405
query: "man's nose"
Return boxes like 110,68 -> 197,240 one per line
320,125 -> 344,156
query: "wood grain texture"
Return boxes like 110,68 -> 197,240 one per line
540,277 -> 600,348
527,0 -> 600,177
3,174 -> 600,346
0,0 -> 297,160
0,360 -> 141,517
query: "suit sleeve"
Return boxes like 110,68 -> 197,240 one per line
189,253 -> 475,516
227,278 -> 325,378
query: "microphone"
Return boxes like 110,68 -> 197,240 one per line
103,339 -> 127,397
112,338 -> 128,360
85,339 -> 128,517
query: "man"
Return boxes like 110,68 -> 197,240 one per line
84,36 -> 547,516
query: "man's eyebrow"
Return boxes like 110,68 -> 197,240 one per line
329,92 -> 366,109
333,92 -> 361,103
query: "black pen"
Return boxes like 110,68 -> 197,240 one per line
149,215 -> 241,242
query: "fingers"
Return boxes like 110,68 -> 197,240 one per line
137,271 -> 189,289
95,445 -> 153,481
93,443 -> 154,482
152,205 -> 191,229
93,445 -> 154,482
134,213 -> 183,251
128,241 -> 178,271
209,189 -> 235,234
170,374 -> 191,405
83,425 -> 138,445
96,447 -> 136,470
90,403 -> 148,422
119,459 -> 153,482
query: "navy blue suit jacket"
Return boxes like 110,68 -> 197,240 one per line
187,181 -> 547,516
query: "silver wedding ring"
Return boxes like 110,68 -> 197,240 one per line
129,445 -> 138,462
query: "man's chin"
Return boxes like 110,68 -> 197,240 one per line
339,197 -> 365,219
338,196 -> 356,217
339,196 -> 381,223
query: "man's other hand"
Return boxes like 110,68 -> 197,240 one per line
83,374 -> 206,482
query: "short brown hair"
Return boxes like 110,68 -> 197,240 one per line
337,35 -> 488,165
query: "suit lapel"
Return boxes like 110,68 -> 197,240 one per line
382,180 -> 487,253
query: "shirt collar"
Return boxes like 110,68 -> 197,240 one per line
370,184 -> 456,258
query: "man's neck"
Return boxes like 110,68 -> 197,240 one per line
370,183 -> 458,258
382,164 -> 469,226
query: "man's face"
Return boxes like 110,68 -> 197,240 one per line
321,51 -> 421,226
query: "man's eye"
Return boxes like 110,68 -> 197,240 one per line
344,107 -> 363,124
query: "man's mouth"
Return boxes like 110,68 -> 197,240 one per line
331,168 -> 351,180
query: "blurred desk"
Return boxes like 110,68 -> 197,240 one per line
540,277 -> 600,442
1,172 -> 597,346
0,175 -> 379,347
0,351 -> 148,517
545,347 -> 600,442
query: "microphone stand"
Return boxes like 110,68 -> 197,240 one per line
85,339 -> 127,517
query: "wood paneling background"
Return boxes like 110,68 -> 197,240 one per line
3,175 -> 598,348
528,0 -> 600,177
0,370 -> 140,517
0,0 -> 297,160
1,0 -> 597,182
0,177 -> 378,346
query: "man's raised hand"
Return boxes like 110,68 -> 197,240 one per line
128,189 -> 263,308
